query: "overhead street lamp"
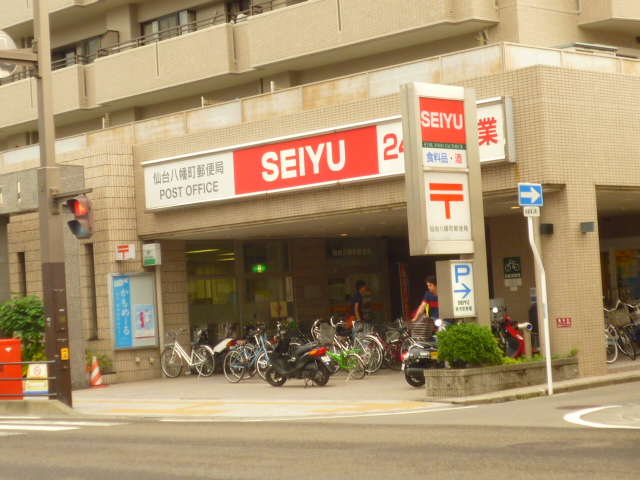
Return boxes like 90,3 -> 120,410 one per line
0,0 -> 72,406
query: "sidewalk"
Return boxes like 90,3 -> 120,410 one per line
2,358 -> 639,420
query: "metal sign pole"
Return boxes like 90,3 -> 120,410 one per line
527,215 -> 553,395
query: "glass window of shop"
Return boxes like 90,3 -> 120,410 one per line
187,239 -> 290,337
242,241 -> 290,331
187,241 -> 237,337
326,238 -> 386,324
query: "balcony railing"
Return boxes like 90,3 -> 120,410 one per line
96,2 -> 277,58
0,54 -> 95,86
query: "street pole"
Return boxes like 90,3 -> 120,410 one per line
33,0 -> 72,407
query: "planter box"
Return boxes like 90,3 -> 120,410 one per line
424,358 -> 579,398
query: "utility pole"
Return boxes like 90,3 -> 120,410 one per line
0,0 -> 72,406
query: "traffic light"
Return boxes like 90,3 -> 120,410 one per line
66,195 -> 94,239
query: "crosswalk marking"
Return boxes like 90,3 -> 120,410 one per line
0,419 -> 125,435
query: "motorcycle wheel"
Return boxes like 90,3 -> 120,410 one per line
312,362 -> 331,386
264,366 -> 286,387
404,370 -> 425,388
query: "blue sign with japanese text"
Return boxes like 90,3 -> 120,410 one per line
113,275 -> 133,348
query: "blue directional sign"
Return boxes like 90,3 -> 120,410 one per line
452,262 -> 475,317
518,183 -> 543,207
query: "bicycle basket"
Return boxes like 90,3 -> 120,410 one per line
411,315 -> 436,341
605,307 -> 631,327
316,322 -> 335,344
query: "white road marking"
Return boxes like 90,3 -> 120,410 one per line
564,406 -> 640,430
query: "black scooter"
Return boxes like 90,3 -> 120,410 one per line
401,339 -> 443,388
264,326 -> 333,387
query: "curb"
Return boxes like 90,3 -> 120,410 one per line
0,399 -> 79,417
426,371 -> 640,406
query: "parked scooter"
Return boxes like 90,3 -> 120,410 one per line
195,323 -> 237,372
401,329 -> 443,388
491,307 -> 539,359
264,322 -> 333,387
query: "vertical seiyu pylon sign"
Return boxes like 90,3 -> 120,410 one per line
401,83 -> 490,324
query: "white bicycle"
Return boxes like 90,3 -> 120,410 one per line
161,329 -> 216,377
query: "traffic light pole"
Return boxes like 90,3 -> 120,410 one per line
33,0 -> 72,407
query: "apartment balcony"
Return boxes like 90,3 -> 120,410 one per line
248,0 -> 499,69
0,64 -> 89,131
0,0 -> 113,31
579,0 -> 640,34
93,23 -> 237,106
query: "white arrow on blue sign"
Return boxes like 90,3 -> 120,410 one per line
451,262 -> 476,317
518,183 -> 543,207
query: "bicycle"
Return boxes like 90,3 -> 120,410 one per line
328,316 -> 383,374
621,301 -> 640,355
603,301 -> 636,360
161,329 -> 216,378
324,342 -> 366,380
360,318 -> 415,371
223,323 -> 273,383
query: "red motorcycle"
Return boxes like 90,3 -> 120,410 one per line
491,306 -> 539,359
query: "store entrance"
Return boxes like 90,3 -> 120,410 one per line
186,239 -> 290,338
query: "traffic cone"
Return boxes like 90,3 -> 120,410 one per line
90,355 -> 104,387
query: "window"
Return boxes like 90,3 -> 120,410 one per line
243,240 -> 289,274
51,46 -> 76,69
141,10 -> 196,42
226,0 -> 251,15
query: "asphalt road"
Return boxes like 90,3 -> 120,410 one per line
1,382 -> 638,480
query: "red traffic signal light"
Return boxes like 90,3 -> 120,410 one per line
66,195 -> 94,239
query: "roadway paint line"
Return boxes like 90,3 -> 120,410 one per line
564,406 -> 640,430
0,425 -> 79,431
0,420 -> 124,427
159,405 -> 478,422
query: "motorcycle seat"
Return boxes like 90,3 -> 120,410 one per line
413,340 -> 436,349
292,342 -> 318,357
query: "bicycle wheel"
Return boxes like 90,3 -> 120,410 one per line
622,324 -> 640,355
616,329 -> 636,360
605,330 -> 618,364
194,346 -> 215,377
326,344 -> 340,374
385,339 -> 404,371
356,337 -> 383,374
256,350 -> 271,380
237,345 -> 258,378
345,353 -> 366,380
223,349 -> 246,383
160,347 -> 183,378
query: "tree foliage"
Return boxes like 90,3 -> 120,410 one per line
0,295 -> 46,362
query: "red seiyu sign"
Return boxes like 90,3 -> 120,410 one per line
234,127 -> 380,195
420,97 -> 466,145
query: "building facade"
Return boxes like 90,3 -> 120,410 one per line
1,0 -> 639,387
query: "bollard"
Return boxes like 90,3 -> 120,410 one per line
518,322 -> 533,359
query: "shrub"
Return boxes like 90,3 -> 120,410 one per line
436,322 -> 504,367
0,295 -> 45,363
85,349 -> 113,374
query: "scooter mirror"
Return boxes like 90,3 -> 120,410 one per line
434,319 -> 443,327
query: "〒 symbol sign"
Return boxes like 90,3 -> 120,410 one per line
429,183 -> 463,219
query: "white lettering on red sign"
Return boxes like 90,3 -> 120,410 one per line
420,111 -> 464,130
261,141 -> 346,182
